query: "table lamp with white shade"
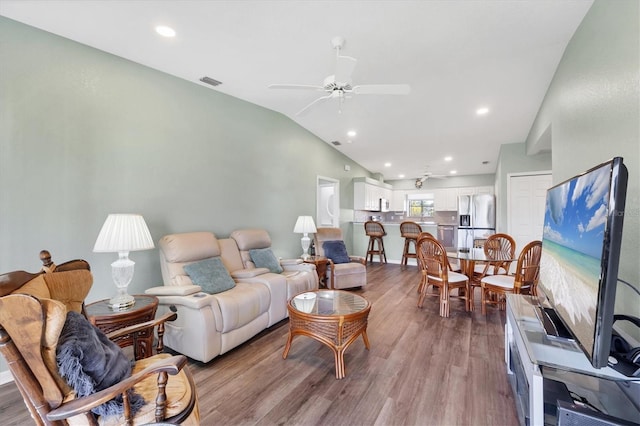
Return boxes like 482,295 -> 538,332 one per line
93,214 -> 155,310
293,215 -> 317,260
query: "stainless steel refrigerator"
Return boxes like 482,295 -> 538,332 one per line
457,194 -> 496,249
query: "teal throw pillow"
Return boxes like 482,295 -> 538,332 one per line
323,241 -> 351,264
249,248 -> 283,273
183,257 -> 236,294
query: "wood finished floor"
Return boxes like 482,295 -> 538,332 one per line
0,263 -> 518,426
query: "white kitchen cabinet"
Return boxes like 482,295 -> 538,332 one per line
354,180 -> 392,211
457,186 -> 494,196
391,190 -> 407,211
475,186 -> 494,195
433,188 -> 458,211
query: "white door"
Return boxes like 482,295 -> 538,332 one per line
508,173 -> 552,256
317,176 -> 340,228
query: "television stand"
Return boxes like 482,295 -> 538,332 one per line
505,294 -> 640,426
536,306 -> 574,341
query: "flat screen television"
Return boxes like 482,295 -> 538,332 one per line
538,157 -> 628,369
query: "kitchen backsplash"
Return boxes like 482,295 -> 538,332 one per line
354,210 -> 457,224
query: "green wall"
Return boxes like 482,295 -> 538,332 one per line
525,0 -> 640,320
0,19 -> 370,305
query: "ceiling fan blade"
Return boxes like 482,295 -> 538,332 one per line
352,84 -> 411,95
269,84 -> 324,91
295,94 -> 333,116
334,55 -> 357,85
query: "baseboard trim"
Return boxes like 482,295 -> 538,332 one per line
0,370 -> 14,385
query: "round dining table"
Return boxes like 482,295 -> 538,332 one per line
447,248 -> 518,311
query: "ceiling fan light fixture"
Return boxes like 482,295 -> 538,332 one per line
269,36 -> 411,116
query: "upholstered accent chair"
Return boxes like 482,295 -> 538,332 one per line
313,227 -> 367,289
0,255 -> 199,425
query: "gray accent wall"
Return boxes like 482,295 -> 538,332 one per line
0,13 -> 372,378
525,1 -> 640,322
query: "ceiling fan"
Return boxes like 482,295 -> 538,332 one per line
415,172 -> 447,189
268,36 -> 411,116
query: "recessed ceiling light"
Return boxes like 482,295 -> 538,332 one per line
347,130 -> 357,137
444,156 -> 453,162
450,170 -> 457,174
476,107 -> 490,115
384,162 -> 391,167
155,25 -> 176,38
398,174 -> 405,178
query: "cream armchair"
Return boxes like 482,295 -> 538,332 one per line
314,227 -> 367,289
230,228 -> 319,299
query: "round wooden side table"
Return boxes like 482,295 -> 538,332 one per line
303,255 -> 330,287
85,294 -> 158,360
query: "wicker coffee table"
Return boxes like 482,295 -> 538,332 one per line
283,289 -> 371,379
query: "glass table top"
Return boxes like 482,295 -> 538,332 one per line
447,247 -> 517,262
290,290 -> 369,316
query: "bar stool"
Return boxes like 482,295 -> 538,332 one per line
364,221 -> 387,264
400,221 -> 422,265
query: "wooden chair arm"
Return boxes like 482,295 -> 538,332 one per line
106,312 -> 177,341
46,355 -> 187,421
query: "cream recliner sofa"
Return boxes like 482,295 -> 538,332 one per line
230,228 -> 317,299
146,230 -> 317,363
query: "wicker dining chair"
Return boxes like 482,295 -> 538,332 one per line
480,240 -> 542,314
470,233 -> 516,308
416,233 -> 469,317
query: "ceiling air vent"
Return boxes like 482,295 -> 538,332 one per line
199,76 -> 222,87
331,141 -> 342,146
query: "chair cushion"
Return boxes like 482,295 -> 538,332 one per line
183,257 -> 236,294
249,248 -> 283,273
322,241 -> 350,264
481,274 -> 515,289
56,311 -> 144,417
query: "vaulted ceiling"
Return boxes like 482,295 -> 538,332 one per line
0,0 -> 594,180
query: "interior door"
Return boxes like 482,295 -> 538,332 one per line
508,173 -> 552,255
317,176 -> 340,228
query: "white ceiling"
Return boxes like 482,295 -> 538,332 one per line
0,0 -> 594,180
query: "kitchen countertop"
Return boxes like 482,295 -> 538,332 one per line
352,221 -> 454,226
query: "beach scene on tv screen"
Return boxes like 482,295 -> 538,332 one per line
539,164 -> 610,353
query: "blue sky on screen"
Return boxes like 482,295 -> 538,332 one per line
543,164 -> 610,258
